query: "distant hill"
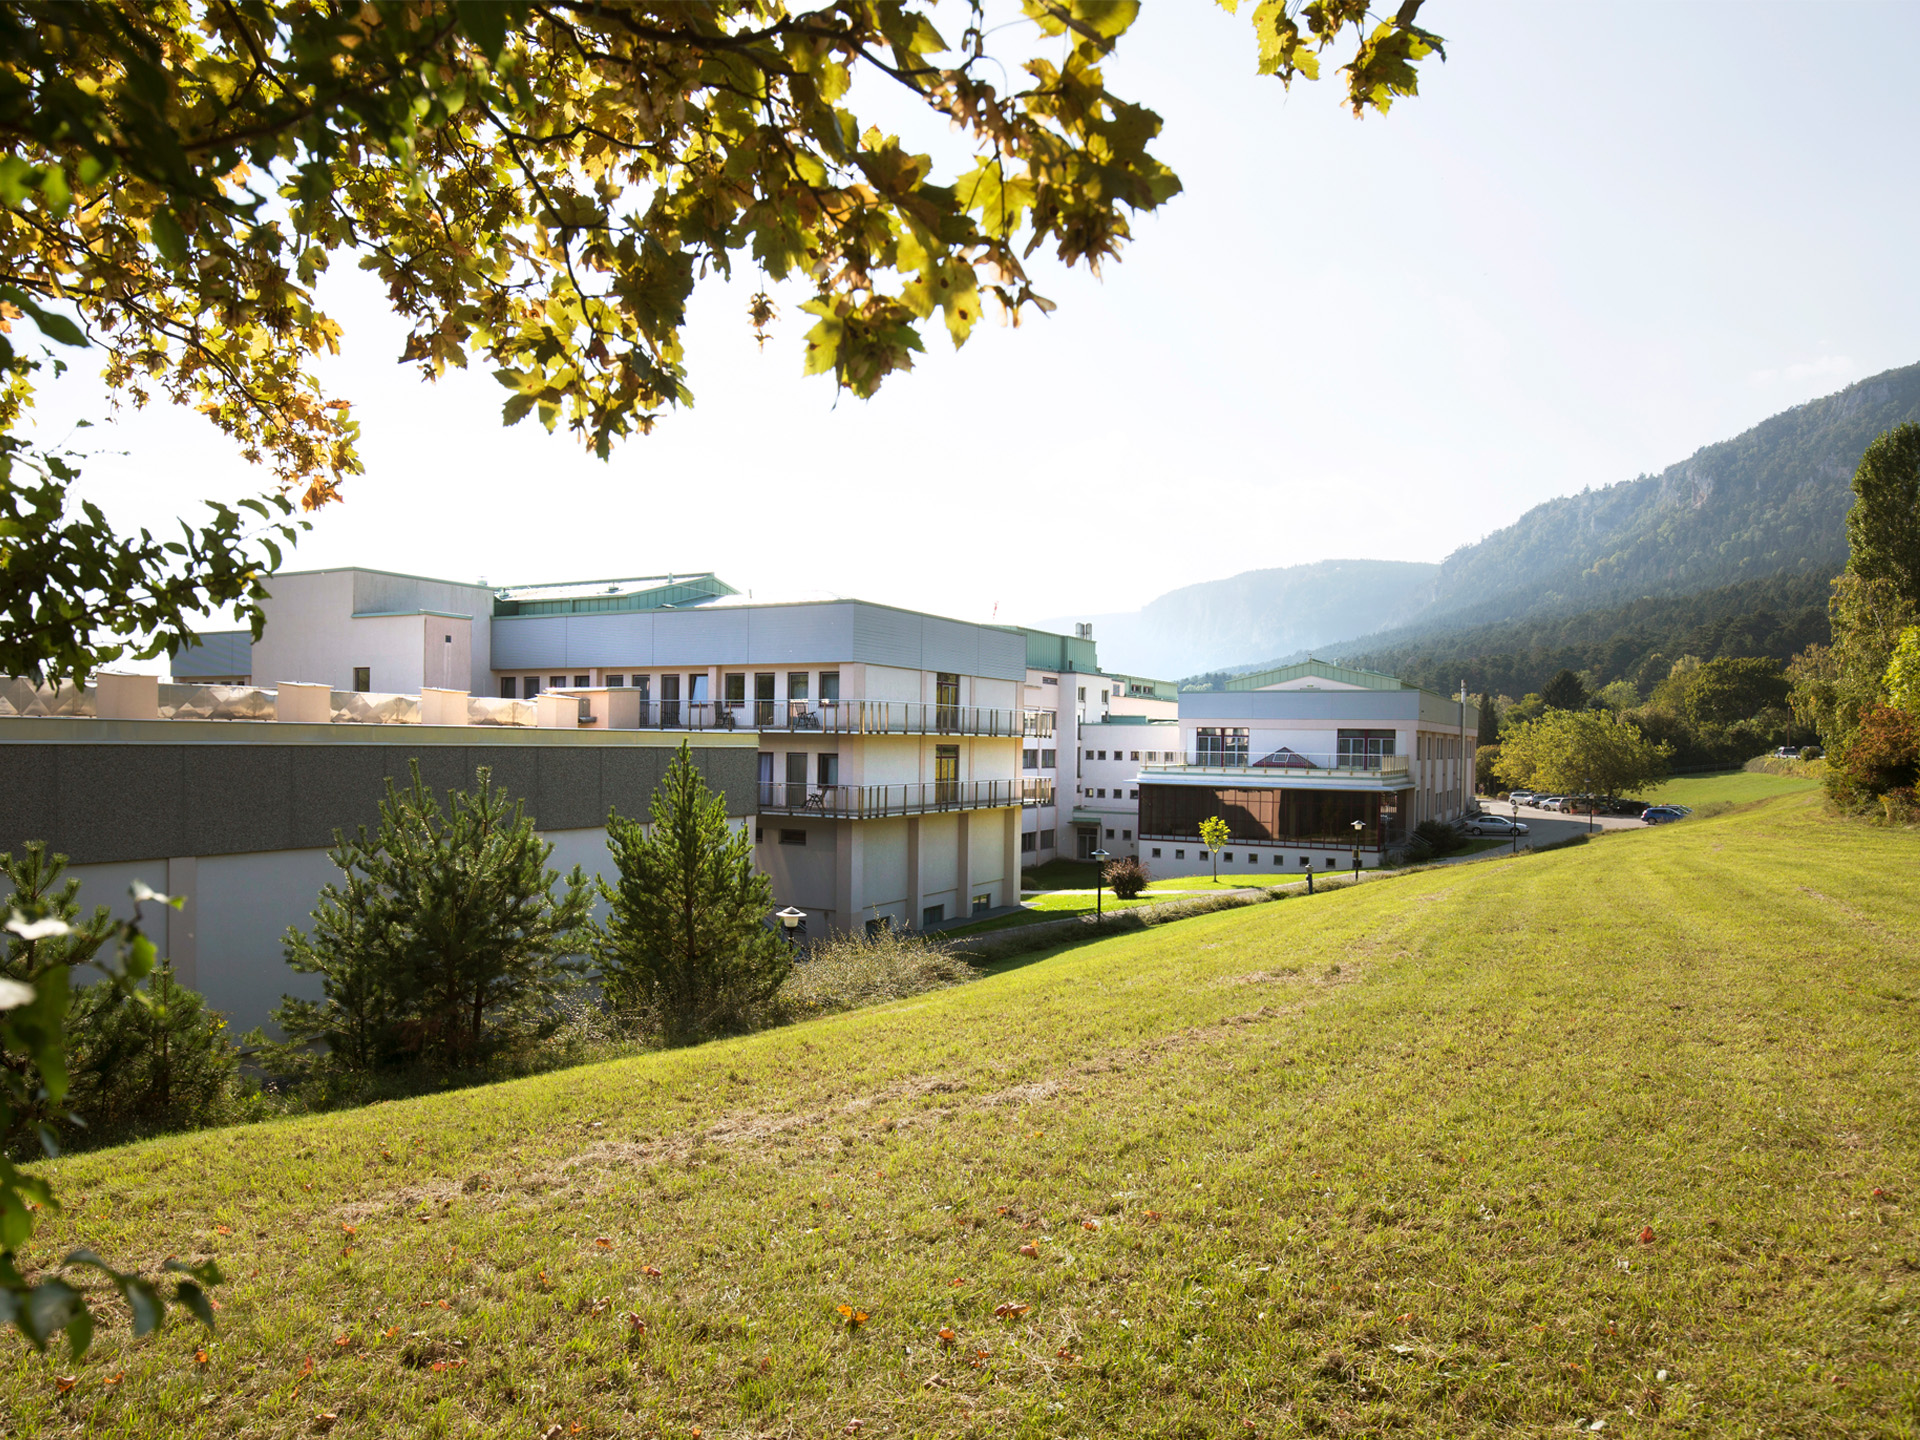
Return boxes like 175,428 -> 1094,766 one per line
1173,361 -> 1920,685
1037,558 -> 1437,679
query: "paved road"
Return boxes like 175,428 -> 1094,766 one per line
1470,799 -> 1647,850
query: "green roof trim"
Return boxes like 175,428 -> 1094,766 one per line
1011,626 -> 1099,674
493,573 -> 737,617
1224,658 -> 1413,693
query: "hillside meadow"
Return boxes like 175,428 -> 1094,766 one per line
2,790 -> 1915,1438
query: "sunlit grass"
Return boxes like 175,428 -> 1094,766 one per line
7,790 -> 1915,1437
1642,768 -> 1822,808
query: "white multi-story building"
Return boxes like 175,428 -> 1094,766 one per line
1136,659 -> 1476,878
179,568 -> 1055,933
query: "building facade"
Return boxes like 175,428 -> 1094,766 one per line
1136,660 -> 1477,878
174,570 -> 1055,935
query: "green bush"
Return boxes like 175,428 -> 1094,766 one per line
1102,856 -> 1149,899
1401,818 -> 1467,865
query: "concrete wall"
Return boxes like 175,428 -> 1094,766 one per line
251,569 -> 494,694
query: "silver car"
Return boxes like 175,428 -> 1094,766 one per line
1463,814 -> 1529,837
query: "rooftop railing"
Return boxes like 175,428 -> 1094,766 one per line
1021,777 -> 1056,807
756,779 -> 1021,820
1143,750 -> 1411,778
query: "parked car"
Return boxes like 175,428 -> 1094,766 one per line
1642,806 -> 1685,824
1537,795 -> 1565,812
1774,746 -> 1801,759
1607,797 -> 1647,817
1508,790 -> 1537,805
1463,814 -> 1528,837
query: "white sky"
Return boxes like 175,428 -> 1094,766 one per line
29,0 -> 1920,635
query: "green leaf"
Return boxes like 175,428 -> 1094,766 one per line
172,1279 -> 216,1332
127,933 -> 157,982
23,1279 -> 84,1351
149,208 -> 187,266
119,1276 -> 163,1338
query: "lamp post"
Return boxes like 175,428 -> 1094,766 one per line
1091,848 -> 1110,920
776,906 -> 806,947
1350,819 -> 1364,882
1511,794 -> 1521,855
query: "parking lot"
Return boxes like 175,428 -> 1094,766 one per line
1469,799 -> 1649,849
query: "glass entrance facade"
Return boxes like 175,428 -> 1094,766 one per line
1138,784 -> 1412,847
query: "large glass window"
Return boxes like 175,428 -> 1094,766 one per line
1337,729 -> 1397,768
1195,727 -> 1249,765
935,744 -> 960,804
755,673 -> 776,726
1138,784 -> 1411,846
498,677 -> 517,699
817,753 -> 839,788
724,673 -> 746,706
819,670 -> 841,702
936,672 -> 960,731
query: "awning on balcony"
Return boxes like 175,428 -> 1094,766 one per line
1070,810 -> 1102,827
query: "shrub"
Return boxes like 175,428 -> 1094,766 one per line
1401,818 -> 1467,865
592,742 -> 790,1041
1102,856 -> 1149,899
776,927 -> 974,1020
2,842 -> 243,1150
274,762 -> 593,1073
1827,703 -> 1920,811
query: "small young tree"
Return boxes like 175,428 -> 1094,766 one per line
594,744 -> 789,1040
1540,669 -> 1589,712
1197,816 -> 1231,884
276,763 -> 592,1071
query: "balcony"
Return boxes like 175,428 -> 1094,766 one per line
1021,777 -> 1056,807
756,779 -> 1022,820
564,696 -> 1035,737
1142,749 -> 1411,780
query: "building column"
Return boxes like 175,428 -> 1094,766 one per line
956,810 -> 973,919
833,821 -> 855,933
1002,807 -> 1019,907
906,814 -> 924,928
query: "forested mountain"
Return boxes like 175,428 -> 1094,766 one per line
1339,573 -> 1831,698
1406,362 -> 1920,629
1036,558 -> 1437,679
1175,362 -> 1920,688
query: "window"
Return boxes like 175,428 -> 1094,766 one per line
550,675 -> 566,688
1337,728 -> 1397,768
607,675 -> 625,687
1098,750 -> 1107,760
1101,689 -> 1109,704
689,673 -> 709,704
786,752 -> 808,788
922,904 -> 945,927
630,675 -> 649,700
817,753 -> 839,787
1324,857 -> 1335,867
755,827 -> 763,842
1096,789 -> 1106,799
352,666 -> 371,692
788,671 -> 809,701
1043,676 -> 1058,686
1247,853 -> 1257,863
1151,847 -> 1161,858
778,829 -> 807,846
659,673 -> 680,724
819,670 -> 841,702
1122,829 -> 1132,841
1086,749 -> 1095,760
1106,829 -> 1115,839
524,676 -> 540,696
1199,850 -> 1209,860
866,915 -> 892,937
936,672 -> 960,729
724,673 -> 746,706
1130,788 -> 1139,800
935,744 -> 960,803
1299,856 -> 1309,867
1039,829 -> 1055,849
1176,849 -> 1186,859
499,677 -> 517,699
972,892 -> 991,915
1196,727 -> 1250,765
1021,832 -> 1036,853
573,675 -> 589,687
1224,852 -> 1233,862
1041,749 -> 1056,767
1023,748 -> 1039,770
1131,751 -> 1140,761
754,673 -> 775,725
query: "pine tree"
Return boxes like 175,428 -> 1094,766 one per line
276,763 -> 592,1071
1476,692 -> 1499,746
593,743 -> 788,1040
1845,421 -> 1920,608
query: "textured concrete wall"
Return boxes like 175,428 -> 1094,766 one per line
0,736 -> 758,866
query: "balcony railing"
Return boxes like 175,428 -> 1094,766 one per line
757,779 -> 1021,819
1143,750 -> 1411,778
1021,777 -> 1056,807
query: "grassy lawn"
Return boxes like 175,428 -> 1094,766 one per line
1642,768 -> 1823,809
9,790 -> 1917,1436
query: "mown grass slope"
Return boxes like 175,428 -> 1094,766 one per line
5,791 -> 1916,1438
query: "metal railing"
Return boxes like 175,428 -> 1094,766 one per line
1021,777 -> 1056,807
1143,750 -> 1410,777
745,699 -> 1027,736
756,779 -> 1021,819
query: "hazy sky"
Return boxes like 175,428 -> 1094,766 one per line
32,1 -> 1920,633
